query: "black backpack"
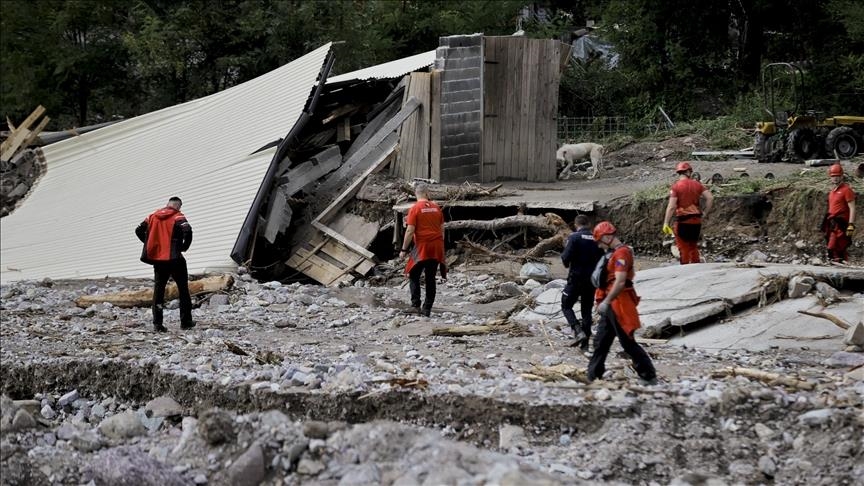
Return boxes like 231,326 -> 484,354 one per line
591,251 -> 613,289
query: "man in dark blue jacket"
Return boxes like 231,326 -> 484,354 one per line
561,215 -> 603,351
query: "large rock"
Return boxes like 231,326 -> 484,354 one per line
98,411 -> 147,439
843,322 -> 864,347
225,442 -> 266,486
87,446 -> 186,486
198,408 -> 235,445
144,396 -> 183,418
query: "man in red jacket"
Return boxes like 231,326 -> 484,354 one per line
823,163 -> 857,262
398,183 -> 446,317
588,221 -> 656,384
662,161 -> 713,264
136,196 -> 194,332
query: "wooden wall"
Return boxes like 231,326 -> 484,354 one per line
392,72 -> 431,180
481,37 -> 562,182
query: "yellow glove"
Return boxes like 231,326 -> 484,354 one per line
662,224 -> 674,236
847,223 -> 855,237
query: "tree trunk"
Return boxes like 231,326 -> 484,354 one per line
75,274 -> 234,308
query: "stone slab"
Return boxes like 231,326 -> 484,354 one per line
672,296 -> 864,352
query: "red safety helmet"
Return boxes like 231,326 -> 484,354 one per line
593,221 -> 617,241
676,162 -> 693,174
828,163 -> 844,177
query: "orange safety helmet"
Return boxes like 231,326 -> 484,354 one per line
593,221 -> 617,241
829,163 -> 844,177
676,162 -> 693,173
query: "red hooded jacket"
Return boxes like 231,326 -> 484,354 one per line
135,207 -> 192,263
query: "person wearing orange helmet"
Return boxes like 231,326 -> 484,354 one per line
588,221 -> 656,384
821,163 -> 856,262
662,161 -> 714,264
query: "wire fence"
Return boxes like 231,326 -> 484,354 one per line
557,116 -> 631,144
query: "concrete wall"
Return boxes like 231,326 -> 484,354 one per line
434,34 -> 483,182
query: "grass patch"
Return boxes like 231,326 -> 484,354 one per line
643,116 -> 754,149
631,170 -> 863,203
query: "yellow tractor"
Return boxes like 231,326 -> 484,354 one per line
754,62 -> 864,163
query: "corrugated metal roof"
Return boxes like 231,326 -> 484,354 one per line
0,43 -> 332,282
327,50 -> 436,84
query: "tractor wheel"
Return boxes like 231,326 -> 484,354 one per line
754,132 -> 785,163
787,128 -> 817,161
825,126 -> 861,159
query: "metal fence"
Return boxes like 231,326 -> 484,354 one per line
557,116 -> 630,143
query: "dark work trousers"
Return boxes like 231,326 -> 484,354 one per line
587,308 -> 656,381
561,279 -> 595,338
152,259 -> 193,326
409,259 -> 439,311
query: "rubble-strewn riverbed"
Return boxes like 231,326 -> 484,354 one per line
2,269 -> 863,485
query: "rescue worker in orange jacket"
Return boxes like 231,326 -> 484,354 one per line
822,163 -> 856,262
588,221 -> 656,383
135,196 -> 194,332
399,183 -> 446,317
662,162 -> 714,264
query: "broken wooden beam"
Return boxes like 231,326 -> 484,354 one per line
75,275 -> 234,308
711,367 -> 816,390
444,214 -> 564,234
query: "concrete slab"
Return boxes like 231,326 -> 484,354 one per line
671,296 -> 863,352
511,263 -> 864,335
635,263 -> 864,333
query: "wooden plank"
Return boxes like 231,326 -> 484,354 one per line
412,73 -> 431,179
278,145 -> 342,197
315,134 -> 397,226
394,73 -> 431,179
261,188 -> 292,243
337,117 -> 351,142
315,238 -> 375,276
523,39 -> 539,181
343,94 -> 400,161
481,38 -> 496,183
21,116 -> 51,150
0,105 -> 46,162
330,212 -> 380,248
288,247 -> 355,286
322,104 -> 361,124
430,69 -> 442,181
532,40 -> 549,182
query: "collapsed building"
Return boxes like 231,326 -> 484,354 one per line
1,35 -> 572,285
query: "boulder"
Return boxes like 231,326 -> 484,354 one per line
225,442 -> 266,486
98,411 -> 147,439
144,396 -> 183,418
198,408 -> 235,445
843,322 -> 864,347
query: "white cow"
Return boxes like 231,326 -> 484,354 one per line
556,143 -> 604,180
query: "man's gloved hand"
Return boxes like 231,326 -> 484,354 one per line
597,301 -> 609,315
847,223 -> 856,237
662,224 -> 674,236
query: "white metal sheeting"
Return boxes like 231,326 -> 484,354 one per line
0,44 -> 332,282
327,50 -> 436,84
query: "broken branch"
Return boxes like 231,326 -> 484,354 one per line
796,310 -> 851,330
711,367 -> 816,390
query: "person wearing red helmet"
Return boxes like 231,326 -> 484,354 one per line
821,163 -> 856,262
588,221 -> 656,384
662,161 -> 714,264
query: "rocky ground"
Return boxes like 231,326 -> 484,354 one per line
2,264 -> 863,485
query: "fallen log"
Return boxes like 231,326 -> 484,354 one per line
400,181 -> 506,201
711,367 -> 816,390
797,310 -> 851,330
75,275 -> 234,308
445,214 -> 561,234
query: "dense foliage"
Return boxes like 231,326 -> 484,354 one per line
1,0 -> 862,130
